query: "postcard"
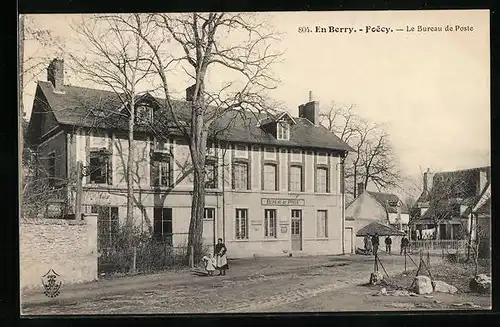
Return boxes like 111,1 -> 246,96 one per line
19,10 -> 491,315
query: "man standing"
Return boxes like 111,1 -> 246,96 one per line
385,236 -> 392,254
401,234 -> 409,255
371,232 -> 380,256
363,235 -> 369,252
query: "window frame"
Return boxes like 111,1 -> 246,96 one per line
232,161 -> 249,190
264,209 -> 277,238
276,121 -> 290,141
204,207 -> 215,220
235,208 -> 249,240
153,207 -> 173,245
135,105 -> 153,125
89,149 -> 112,185
205,159 -> 217,189
151,152 -> 172,187
289,164 -> 303,192
315,166 -> 330,193
262,163 -> 278,191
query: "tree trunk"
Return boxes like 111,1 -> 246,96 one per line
186,95 -> 208,263
188,167 -> 206,263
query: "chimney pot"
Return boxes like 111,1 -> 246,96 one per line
309,91 -> 313,102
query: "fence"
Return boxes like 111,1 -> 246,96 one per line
98,241 -> 211,276
409,239 -> 467,252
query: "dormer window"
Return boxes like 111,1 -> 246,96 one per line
277,121 -> 290,141
135,105 -> 153,125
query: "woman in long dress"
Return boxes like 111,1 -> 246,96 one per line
215,238 -> 229,276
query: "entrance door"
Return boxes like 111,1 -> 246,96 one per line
291,210 -> 302,251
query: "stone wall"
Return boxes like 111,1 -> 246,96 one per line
19,214 -> 98,290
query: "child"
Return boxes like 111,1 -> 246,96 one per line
202,253 -> 216,276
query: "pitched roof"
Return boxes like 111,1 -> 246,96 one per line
366,191 -> 409,214
476,198 -> 490,214
356,222 -> 406,237
33,81 -> 353,152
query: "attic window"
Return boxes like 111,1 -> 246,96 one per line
277,121 -> 290,141
135,105 -> 152,125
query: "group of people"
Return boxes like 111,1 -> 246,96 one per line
201,238 -> 229,276
363,233 -> 410,256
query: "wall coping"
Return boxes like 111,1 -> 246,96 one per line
20,218 -> 87,226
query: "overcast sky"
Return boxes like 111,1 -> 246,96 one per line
22,11 -> 490,195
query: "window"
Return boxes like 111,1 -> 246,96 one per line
48,152 -> 56,187
235,209 -> 248,239
204,208 -> 215,220
135,105 -> 152,124
93,206 -> 119,250
289,165 -> 303,192
89,150 -> 111,184
154,207 -> 173,245
263,163 -> 277,191
264,209 -> 277,238
316,167 -> 329,193
317,210 -> 328,238
151,152 -> 172,186
277,121 -> 290,140
233,162 -> 248,190
205,160 -> 217,189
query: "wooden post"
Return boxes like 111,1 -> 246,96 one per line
75,161 -> 83,220
427,250 -> 430,268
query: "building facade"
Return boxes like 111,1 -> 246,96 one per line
344,185 -> 409,253
412,166 -> 490,241
26,59 -> 353,258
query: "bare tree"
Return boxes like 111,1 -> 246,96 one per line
320,103 -> 401,200
426,170 -> 478,243
122,13 -> 284,260
70,14 -> 157,231
359,128 -> 401,192
20,15 -> 69,222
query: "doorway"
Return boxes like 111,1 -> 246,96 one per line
291,209 -> 302,251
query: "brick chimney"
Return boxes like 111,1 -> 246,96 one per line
423,168 -> 434,192
47,58 -> 65,92
298,90 -> 319,125
186,84 -> 196,101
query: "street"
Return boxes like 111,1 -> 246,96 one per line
21,253 -> 454,315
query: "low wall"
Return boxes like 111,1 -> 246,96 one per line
19,215 -> 98,291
